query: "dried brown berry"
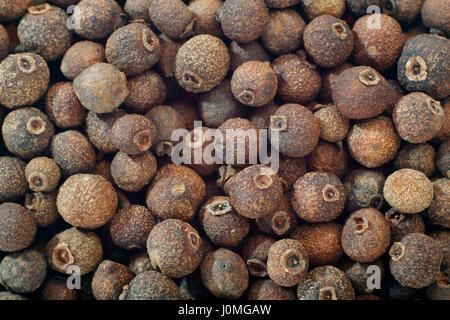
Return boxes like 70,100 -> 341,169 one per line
119,270 -> 180,300
389,233 -> 442,289
340,257 -> 384,294
343,169 -> 386,212
74,63 -> 128,114
261,9 -> 305,55
46,227 -> 103,275
421,0 -> 450,36
129,251 -> 153,275
0,24 -> 9,60
175,35 -> 229,93
381,0 -> 423,24
171,99 -> 201,130
341,208 -> 391,263
85,110 -> 127,154
247,279 -> 296,300
72,0 -> 126,40
111,114 -> 156,156
200,248 -> 249,299
386,209 -> 426,242
46,82 -> 86,129
437,140 -> 450,178
393,92 -> 444,143
249,102 -> 278,130
91,260 -> 135,300
149,0 -> 195,39
42,277 -> 78,300
124,0 -> 152,22
275,155 -> 307,191
267,239 -> 309,287
303,15 -> 353,68
305,141 -> 350,179
229,40 -> 270,74
0,0 -> 32,22
109,201 -> 156,250
301,0 -> 346,20
188,0 -> 223,38
352,14 -> 405,71
226,165 -> 283,219
384,168 -> 433,214
429,230 -> 450,271
291,223 -> 343,267
25,191 -> 59,227
57,174 -> 118,229
397,34 -> 450,99
434,97 -> 450,142
2,107 -> 54,160
241,234 -> 275,278
146,164 -> 206,221
313,104 -> 349,143
320,63 -> 353,103
123,71 -> 166,114
292,172 -> 346,223
269,103 -> 320,158
156,34 -> 184,78
271,54 -> 322,105
0,249 -> 46,293
50,130 -> 96,176
333,66 -> 392,119
265,0 -> 302,7
147,219 -> 202,278
231,61 -> 277,107
0,156 -> 27,202
106,23 -> 161,76
394,143 -> 436,177
60,41 -> 106,80
0,53 -> 49,109
25,157 -> 60,192
347,116 -> 401,168
216,0 -> 269,43
18,4 -> 72,61
0,203 -> 36,252
199,196 -> 249,247
427,178 -> 450,228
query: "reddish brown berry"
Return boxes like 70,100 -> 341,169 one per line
149,0 -> 195,39
313,104 -> 349,143
429,230 -> 450,270
182,127 -> 220,176
381,0 -> 424,24
124,0 -> 152,22
247,279 -> 296,300
437,140 -> 450,178
305,140 -> 350,179
301,0 -> 346,20
25,191 -> 58,227
385,209 -> 426,242
119,270 -> 180,300
394,143 -> 436,177
421,0 -> 450,36
42,277 -> 78,300
276,155 -> 307,191
427,178 -> 450,228
320,63 -> 353,103
0,202 -> 36,252
265,0 -> 302,7
25,157 -> 60,192
0,24 -> 9,60
344,169 -> 386,212
156,34 -> 185,78
0,0 -> 32,22
241,234 -> 276,278
229,40 -> 270,74
0,157 -> 27,202
188,0 -> 223,38
123,71 -> 166,114
91,260 -> 135,300
60,41 -> 106,80
128,251 -> 153,275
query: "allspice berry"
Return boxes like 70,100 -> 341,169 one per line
333,66 -> 392,119
123,71 -> 166,114
0,53 -> 50,109
301,0 -> 346,21
305,141 -> 350,179
111,151 -> 157,192
427,178 -> 450,228
0,24 -> 9,60
275,155 -> 307,191
175,35 -> 229,93
269,103 -> 320,158
199,196 -> 249,247
200,248 -> 249,299
421,0 -> 450,36
397,34 -> 450,99
18,4 -> 72,61
120,270 -> 180,300
91,260 -> 135,300
292,172 -> 346,223
393,92 -> 444,143
247,279 -> 296,300
72,0 -> 126,40
313,104 -> 349,142
267,239 -> 309,287
46,82 -> 87,129
0,249 -> 46,294
46,227 -> 103,275
0,202 -> 36,252
265,0 -> 302,7
381,0 -> 424,24
344,169 -> 386,212
128,251 -> 153,275
42,277 -> 78,300
303,15 -> 353,68
437,139 -> 450,178
271,54 -> 322,105
383,168 -> 433,214
261,9 -> 306,55
340,257 -> 384,294
147,219 -> 203,278
229,40 -> 270,74
385,209 -> 425,242
172,99 -> 201,130
434,97 -> 450,142
25,157 -> 60,192
60,41 -> 106,80
429,230 -> 450,270
106,23 -> 161,76
0,0 -> 31,22
231,61 -> 277,107
188,0 -> 223,38
394,143 -> 436,177
111,114 -> 156,156
241,234 -> 275,278
2,107 -> 54,160
57,174 -> 118,229
146,164 -> 206,221
341,208 -> 391,263
50,130 -> 96,176
320,63 -> 353,103
74,63 -> 128,114
85,110 -> 128,154
226,165 -> 283,219
347,116 -> 401,168
389,233 -> 442,289
291,223 -> 343,267
124,0 -> 152,22
156,34 -> 185,78
0,156 -> 27,202
352,14 -> 405,71
149,0 -> 195,39
25,191 -> 59,227
216,0 -> 269,43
